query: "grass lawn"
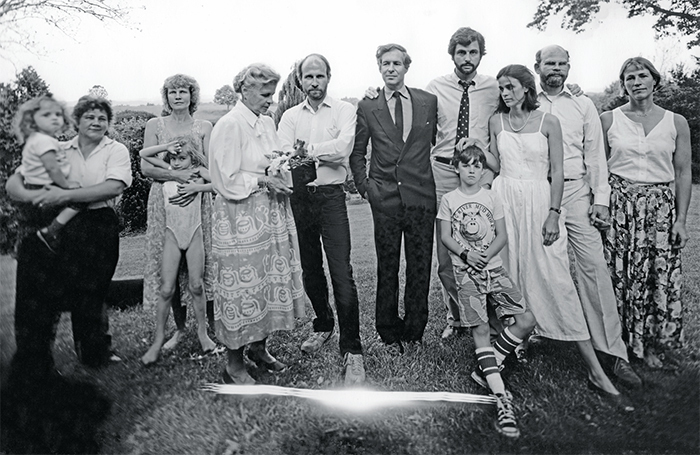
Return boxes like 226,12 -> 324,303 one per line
1,188 -> 699,454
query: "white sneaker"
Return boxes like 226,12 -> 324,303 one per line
301,329 -> 333,354
343,353 -> 366,386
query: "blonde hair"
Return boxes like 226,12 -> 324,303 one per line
161,74 -> 200,115
13,95 -> 70,144
163,135 -> 207,169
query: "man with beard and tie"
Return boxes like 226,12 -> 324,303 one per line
425,27 -> 500,339
534,45 -> 641,387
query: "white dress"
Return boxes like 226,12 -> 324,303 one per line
492,113 -> 589,341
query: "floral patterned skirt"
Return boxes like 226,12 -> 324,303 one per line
212,190 -> 305,350
603,174 -> 683,360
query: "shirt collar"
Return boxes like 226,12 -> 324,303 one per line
302,95 -> 333,111
234,101 -> 260,128
449,71 -> 483,89
64,134 -> 114,154
537,83 -> 573,100
384,85 -> 409,101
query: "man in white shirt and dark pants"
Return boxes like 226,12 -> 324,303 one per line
534,45 -> 641,388
277,54 -> 365,385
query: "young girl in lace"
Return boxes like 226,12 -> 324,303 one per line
13,95 -> 78,252
140,135 -> 217,364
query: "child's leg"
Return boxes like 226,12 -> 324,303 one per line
493,310 -> 536,365
37,207 -> 81,252
472,323 -> 506,396
141,231 -> 182,365
184,228 -> 216,352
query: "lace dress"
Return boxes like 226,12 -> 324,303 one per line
492,114 -> 589,341
142,118 -> 214,311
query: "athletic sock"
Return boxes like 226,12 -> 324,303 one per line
475,347 -> 505,395
494,327 -> 523,365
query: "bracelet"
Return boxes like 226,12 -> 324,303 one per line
459,250 -> 469,263
549,206 -> 561,214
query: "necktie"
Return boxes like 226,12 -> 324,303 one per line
456,80 -> 474,143
392,91 -> 403,139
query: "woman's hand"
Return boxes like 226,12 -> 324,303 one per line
168,190 -> 197,207
33,186 -> 69,207
671,221 -> 688,249
456,137 -> 479,153
542,212 -> 560,246
265,175 -> 292,195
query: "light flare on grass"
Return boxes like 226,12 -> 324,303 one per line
202,384 -> 496,411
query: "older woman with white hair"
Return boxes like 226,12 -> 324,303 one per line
210,63 -> 305,384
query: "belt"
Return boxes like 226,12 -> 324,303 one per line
434,156 -> 452,165
564,178 -> 581,182
306,183 -> 344,194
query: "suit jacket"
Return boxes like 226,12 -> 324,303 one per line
350,87 -> 438,212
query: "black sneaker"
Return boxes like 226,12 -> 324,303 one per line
494,391 -> 520,438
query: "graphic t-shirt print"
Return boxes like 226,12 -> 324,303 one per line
451,201 -> 495,253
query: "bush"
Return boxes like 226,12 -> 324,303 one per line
110,110 -> 156,233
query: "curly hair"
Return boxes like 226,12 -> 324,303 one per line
375,43 -> 412,69
161,74 -> 200,115
72,95 -> 113,125
495,64 -> 540,113
162,135 -> 207,169
448,27 -> 486,57
618,57 -> 662,96
13,95 -> 71,144
232,64 -> 281,94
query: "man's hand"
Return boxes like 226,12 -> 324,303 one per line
364,86 -> 380,100
267,174 -> 292,195
589,204 -> 610,230
566,83 -> 583,97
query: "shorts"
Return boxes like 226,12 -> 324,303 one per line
453,265 -> 528,327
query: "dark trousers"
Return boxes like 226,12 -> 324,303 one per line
12,208 -> 119,378
370,204 -> 435,344
290,185 -> 362,355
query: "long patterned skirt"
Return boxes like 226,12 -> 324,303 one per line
212,189 -> 305,350
603,174 -> 683,360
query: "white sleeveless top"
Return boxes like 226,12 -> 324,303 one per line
607,108 -> 676,184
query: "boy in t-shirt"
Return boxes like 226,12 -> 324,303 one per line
437,144 -> 537,439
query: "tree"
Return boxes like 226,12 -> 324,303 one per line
528,0 -> 700,48
213,85 -> 237,110
0,0 -> 130,57
89,84 -> 109,100
274,65 -> 305,127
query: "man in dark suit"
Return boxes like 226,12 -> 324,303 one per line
350,43 -> 438,354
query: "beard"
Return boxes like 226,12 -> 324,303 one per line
545,74 -> 565,88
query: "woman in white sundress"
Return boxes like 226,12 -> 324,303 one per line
489,64 -> 632,410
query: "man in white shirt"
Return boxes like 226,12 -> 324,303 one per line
277,54 -> 365,385
535,45 -> 641,387
425,27 -> 500,339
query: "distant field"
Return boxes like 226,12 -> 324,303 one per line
112,102 -> 231,124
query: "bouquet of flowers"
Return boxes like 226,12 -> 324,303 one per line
266,140 -> 317,191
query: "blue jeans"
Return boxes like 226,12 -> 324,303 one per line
290,185 -> 362,355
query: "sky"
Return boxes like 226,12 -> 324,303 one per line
1,0 -> 697,105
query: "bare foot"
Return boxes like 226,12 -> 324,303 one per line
199,335 -> 217,354
162,330 -> 184,351
141,345 -> 161,366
